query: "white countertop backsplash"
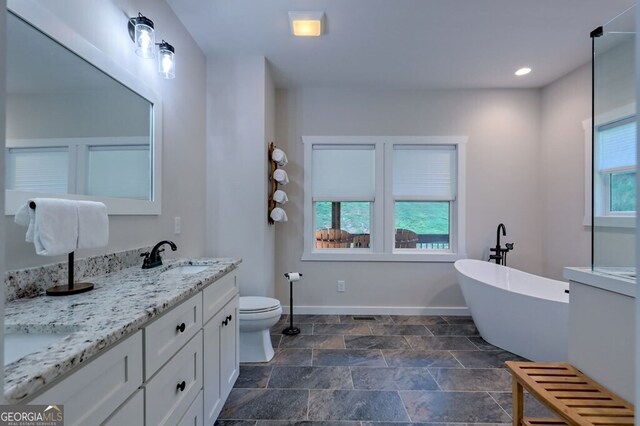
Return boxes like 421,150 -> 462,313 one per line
3,256 -> 241,403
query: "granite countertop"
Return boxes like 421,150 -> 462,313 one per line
4,257 -> 241,403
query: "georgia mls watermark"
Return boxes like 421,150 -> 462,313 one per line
0,405 -> 64,426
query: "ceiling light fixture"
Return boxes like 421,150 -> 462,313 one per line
128,13 -> 155,58
515,67 -> 532,76
289,11 -> 324,37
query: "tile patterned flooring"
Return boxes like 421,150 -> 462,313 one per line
216,315 -> 553,425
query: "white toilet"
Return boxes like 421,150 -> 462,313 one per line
239,296 -> 282,362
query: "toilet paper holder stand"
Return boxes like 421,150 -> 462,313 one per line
282,272 -> 303,335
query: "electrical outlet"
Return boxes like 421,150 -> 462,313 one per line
174,217 -> 181,234
337,280 -> 346,292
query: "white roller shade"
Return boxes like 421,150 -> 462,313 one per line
87,145 -> 151,200
6,147 -> 68,194
312,145 -> 375,201
597,119 -> 636,171
393,145 -> 456,200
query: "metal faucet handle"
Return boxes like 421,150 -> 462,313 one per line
505,243 -> 514,250
140,252 -> 150,258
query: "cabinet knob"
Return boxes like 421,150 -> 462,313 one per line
226,314 -> 232,322
177,381 -> 186,392
176,323 -> 186,333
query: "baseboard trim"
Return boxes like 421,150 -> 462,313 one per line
279,305 -> 470,316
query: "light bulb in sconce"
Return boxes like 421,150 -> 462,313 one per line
128,13 -> 155,58
157,40 -> 175,79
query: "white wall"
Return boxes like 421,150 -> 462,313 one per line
274,88 -> 543,312
7,90 -> 149,139
5,0 -> 208,269
206,56 -> 275,297
1,0 -> 7,395
539,63 -> 592,279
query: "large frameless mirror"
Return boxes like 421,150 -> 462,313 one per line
5,1 -> 162,215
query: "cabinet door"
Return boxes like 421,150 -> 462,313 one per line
203,308 -> 223,424
145,331 -> 203,426
177,389 -> 203,426
144,292 -> 202,379
31,331 -> 143,426
103,390 -> 144,426
220,295 -> 239,399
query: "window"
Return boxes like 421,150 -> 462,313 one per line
303,136 -> 466,261
5,137 -> 151,202
6,147 -> 69,194
311,145 -> 374,250
87,145 -> 151,199
594,116 -> 636,219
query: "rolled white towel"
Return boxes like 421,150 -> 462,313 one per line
273,190 -> 288,204
273,169 -> 289,185
16,198 -> 79,256
270,207 -> 288,222
272,148 -> 288,166
77,201 -> 109,249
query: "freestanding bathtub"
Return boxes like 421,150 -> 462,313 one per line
454,259 -> 569,362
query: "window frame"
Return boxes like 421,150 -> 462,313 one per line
302,136 -> 467,262
583,104 -> 636,229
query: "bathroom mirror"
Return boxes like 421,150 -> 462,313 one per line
5,1 -> 162,215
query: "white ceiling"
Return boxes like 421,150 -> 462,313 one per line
167,0 -> 634,90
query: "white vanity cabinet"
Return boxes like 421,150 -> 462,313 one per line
203,273 -> 240,424
23,267 -> 240,426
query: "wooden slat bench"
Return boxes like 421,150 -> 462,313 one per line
505,361 -> 635,426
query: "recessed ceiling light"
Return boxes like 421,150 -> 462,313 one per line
515,67 -> 532,76
289,11 -> 324,37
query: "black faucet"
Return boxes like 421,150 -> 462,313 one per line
489,223 -> 513,265
141,240 -> 178,269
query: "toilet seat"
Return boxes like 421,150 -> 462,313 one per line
240,296 -> 281,314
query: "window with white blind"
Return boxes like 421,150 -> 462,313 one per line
6,147 -> 69,194
87,145 -> 151,199
595,117 -> 636,217
392,146 -> 456,251
303,136 -> 467,262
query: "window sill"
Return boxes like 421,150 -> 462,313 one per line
301,251 -> 466,263
584,215 -> 636,228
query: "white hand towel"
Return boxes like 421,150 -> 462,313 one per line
272,148 -> 288,166
270,207 -> 288,222
273,169 -> 289,185
273,190 -> 288,204
18,198 -> 79,256
77,201 -> 109,249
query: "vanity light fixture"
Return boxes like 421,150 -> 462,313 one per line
128,13 -> 177,79
515,67 -> 532,76
128,13 -> 155,58
289,11 -> 324,37
157,40 -> 176,80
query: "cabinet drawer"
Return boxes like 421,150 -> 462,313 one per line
203,271 -> 237,324
145,292 -> 202,378
145,331 -> 203,426
103,389 -> 143,426
177,389 -> 203,426
31,331 -> 142,426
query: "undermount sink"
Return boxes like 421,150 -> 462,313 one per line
5,330 -> 74,366
165,265 -> 210,275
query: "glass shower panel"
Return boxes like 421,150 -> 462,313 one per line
592,5 -> 636,279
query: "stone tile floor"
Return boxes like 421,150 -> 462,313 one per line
216,315 -> 553,425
